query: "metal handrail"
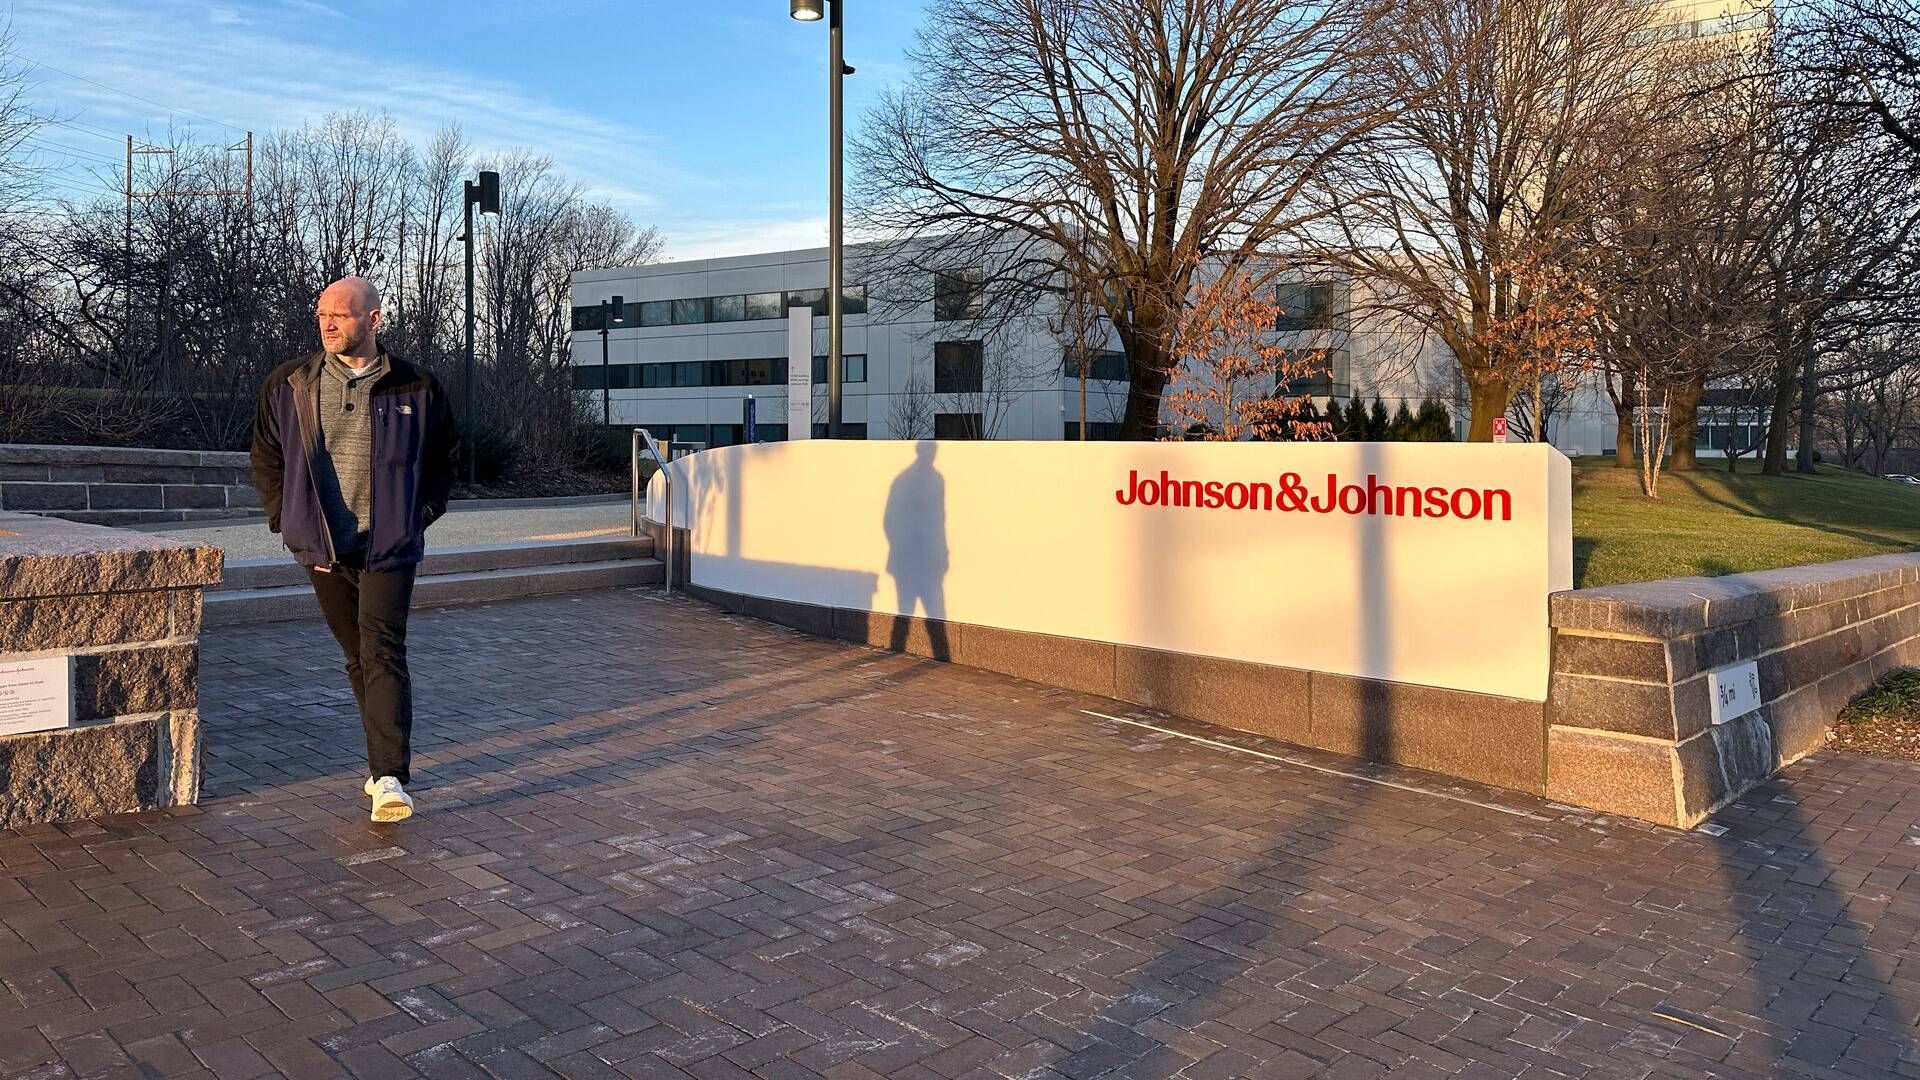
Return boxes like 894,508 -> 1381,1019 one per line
631,428 -> 672,593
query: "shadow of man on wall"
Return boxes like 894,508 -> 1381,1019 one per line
884,441 -> 952,660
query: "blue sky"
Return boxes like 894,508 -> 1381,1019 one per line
6,0 -> 929,259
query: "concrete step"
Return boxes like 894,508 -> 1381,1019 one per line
205,557 -> 664,627
220,536 -> 654,590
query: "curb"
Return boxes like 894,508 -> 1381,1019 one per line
129,492 -> 635,531
445,492 -> 630,511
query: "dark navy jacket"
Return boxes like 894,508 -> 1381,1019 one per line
250,350 -> 458,571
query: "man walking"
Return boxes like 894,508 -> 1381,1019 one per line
250,276 -> 458,822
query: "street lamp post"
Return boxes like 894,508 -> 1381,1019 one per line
790,0 -> 851,438
460,169 -> 500,486
600,295 -> 624,429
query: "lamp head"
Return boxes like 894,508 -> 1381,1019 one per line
476,170 -> 500,216
607,295 -> 624,323
791,0 -> 824,20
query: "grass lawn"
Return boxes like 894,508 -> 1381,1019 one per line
1572,457 -> 1920,588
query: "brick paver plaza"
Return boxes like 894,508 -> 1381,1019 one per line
2,589 -> 1917,1078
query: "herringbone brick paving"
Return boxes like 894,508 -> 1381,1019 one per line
1,588 -> 1916,1078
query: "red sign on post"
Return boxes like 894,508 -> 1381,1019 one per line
1492,417 -> 1508,444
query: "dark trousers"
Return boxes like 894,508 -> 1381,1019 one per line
307,552 -> 418,785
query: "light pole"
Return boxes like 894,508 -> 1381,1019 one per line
459,169 -> 500,486
790,0 -> 852,437
600,295 -> 624,429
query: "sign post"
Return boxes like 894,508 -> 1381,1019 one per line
786,307 -> 813,441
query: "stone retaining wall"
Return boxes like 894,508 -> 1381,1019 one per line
0,512 -> 221,829
0,444 -> 262,526
1547,552 -> 1920,827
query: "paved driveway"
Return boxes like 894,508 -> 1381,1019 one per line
0,589 -> 1916,1078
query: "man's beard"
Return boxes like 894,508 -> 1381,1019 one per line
330,327 -> 370,354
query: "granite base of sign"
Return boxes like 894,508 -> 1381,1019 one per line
0,511 -> 220,830
678,575 -> 1552,797
1548,552 -> 1920,828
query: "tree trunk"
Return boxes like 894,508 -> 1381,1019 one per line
1666,375 -> 1706,472
1465,374 -> 1512,442
1613,399 -> 1636,468
1762,309 -> 1801,476
1121,362 -> 1169,439
1795,349 -> 1818,474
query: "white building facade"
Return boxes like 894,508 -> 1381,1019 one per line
571,241 -> 1768,458
569,241 -> 1483,447
569,244 -> 1100,446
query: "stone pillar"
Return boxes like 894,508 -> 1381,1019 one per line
1546,553 -> 1920,828
0,511 -> 221,829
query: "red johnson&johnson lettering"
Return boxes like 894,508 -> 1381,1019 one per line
1114,470 -> 1514,521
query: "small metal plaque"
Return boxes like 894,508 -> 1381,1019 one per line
0,656 -> 72,737
1709,660 -> 1762,726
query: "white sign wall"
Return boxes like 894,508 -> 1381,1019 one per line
656,441 -> 1573,701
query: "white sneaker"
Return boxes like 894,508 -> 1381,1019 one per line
364,776 -> 414,822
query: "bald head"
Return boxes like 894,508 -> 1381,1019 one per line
316,276 -> 382,360
320,276 -> 381,313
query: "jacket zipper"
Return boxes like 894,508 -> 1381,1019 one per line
367,386 -> 379,567
294,371 -> 337,567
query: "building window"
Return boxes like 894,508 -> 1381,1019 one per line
784,288 -> 827,315
572,365 -> 607,390
1275,347 -> 1351,398
667,424 -> 710,448
934,268 -> 983,322
671,297 -> 709,325
1063,421 -> 1125,440
934,341 -> 984,394
745,292 -> 784,320
1274,282 -> 1347,332
811,354 -> 868,384
1063,349 -> 1128,382
574,284 -> 865,329
935,413 -> 983,440
811,422 -> 869,439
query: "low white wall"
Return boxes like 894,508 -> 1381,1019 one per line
649,441 -> 1572,701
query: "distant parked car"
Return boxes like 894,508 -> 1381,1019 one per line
1883,474 -> 1920,486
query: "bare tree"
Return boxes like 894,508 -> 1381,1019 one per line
1797,0 -> 1920,160
1329,0 -> 1667,440
945,331 -> 1054,439
0,91 -> 660,466
1760,4 -> 1920,474
1050,274 -> 1106,440
1589,36 -> 1778,476
888,372 -> 935,439
0,22 -> 44,219
1504,367 -> 1577,444
1818,332 -> 1920,472
854,0 -> 1393,438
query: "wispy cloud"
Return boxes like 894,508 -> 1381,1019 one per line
10,0 -> 686,222
664,217 -> 829,262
